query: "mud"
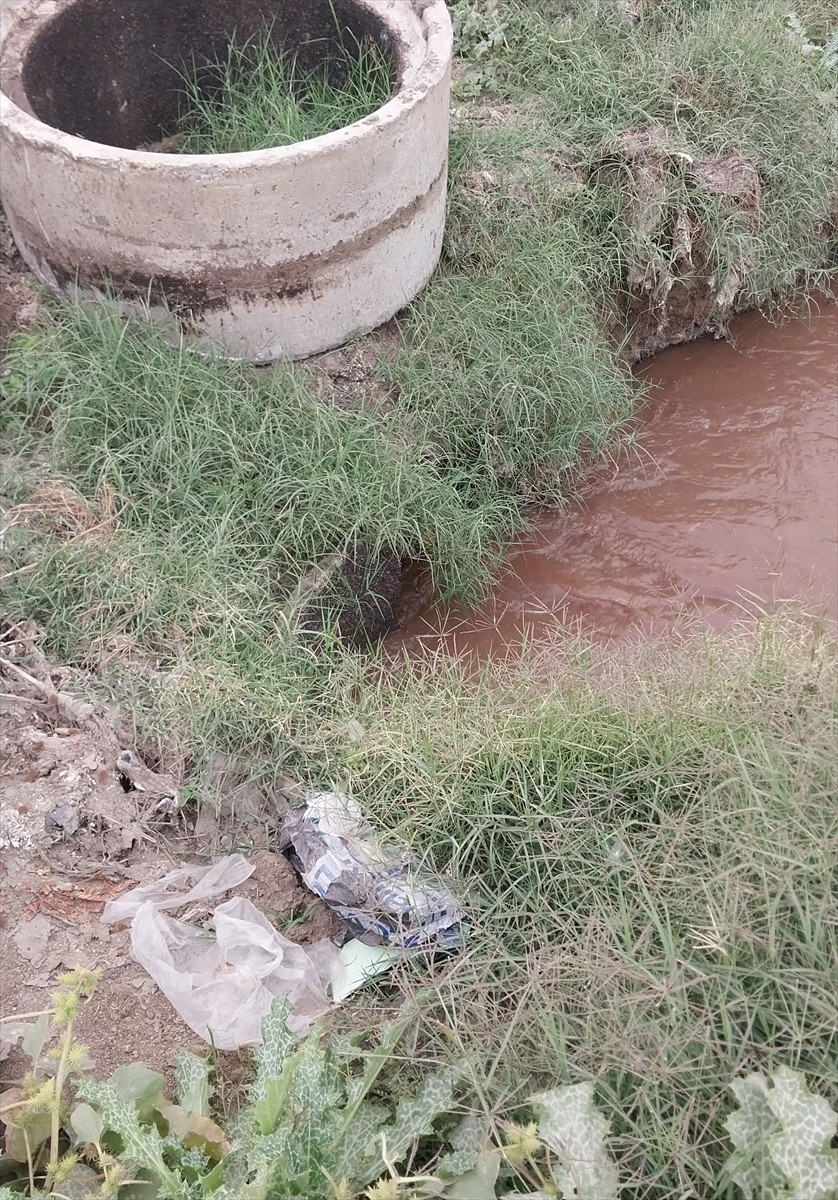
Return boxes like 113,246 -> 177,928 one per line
295,546 -> 405,647
396,304 -> 838,657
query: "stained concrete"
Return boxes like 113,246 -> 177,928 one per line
0,0 -> 452,359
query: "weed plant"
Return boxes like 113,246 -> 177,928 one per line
175,29 -> 392,154
5,983 -> 832,1197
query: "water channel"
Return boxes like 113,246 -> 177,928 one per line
396,304 -> 838,658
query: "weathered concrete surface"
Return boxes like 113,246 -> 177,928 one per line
0,0 -> 452,360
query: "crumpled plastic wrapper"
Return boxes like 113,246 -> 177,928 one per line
279,792 -> 464,949
101,854 -> 254,925
127,895 -> 336,1049
0,1020 -> 30,1062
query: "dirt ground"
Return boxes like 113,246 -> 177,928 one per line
0,625 -> 338,1085
0,208 -> 40,347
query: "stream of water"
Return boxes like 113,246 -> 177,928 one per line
397,304 -> 838,657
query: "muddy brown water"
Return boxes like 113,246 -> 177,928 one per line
397,305 -> 838,658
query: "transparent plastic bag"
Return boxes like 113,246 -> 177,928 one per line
129,895 -> 336,1049
101,854 -> 254,924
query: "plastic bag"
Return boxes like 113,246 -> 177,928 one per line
103,850 -> 402,1046
102,854 -> 254,924
129,895 -> 336,1049
279,792 -> 464,948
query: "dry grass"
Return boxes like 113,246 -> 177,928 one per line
6,480 -> 121,539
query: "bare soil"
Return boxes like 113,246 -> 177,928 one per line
0,207 -> 39,347
0,630 -> 338,1084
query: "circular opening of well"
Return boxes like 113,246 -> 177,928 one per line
20,0 -> 399,151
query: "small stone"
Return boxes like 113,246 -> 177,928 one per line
45,802 -> 80,841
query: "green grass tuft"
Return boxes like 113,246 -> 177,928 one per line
1,301 -> 525,661
175,28 -> 392,154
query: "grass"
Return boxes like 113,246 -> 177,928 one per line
1,0 -> 837,1195
4,0 -> 834,644
383,0 -> 836,492
174,28 -> 392,154
323,617 -> 838,1196
1,301 -> 523,649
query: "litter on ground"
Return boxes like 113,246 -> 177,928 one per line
102,802 -> 462,1049
279,791 -> 464,949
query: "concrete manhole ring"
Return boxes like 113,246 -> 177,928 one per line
0,0 -> 452,360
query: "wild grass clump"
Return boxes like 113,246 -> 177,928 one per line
385,154 -> 638,502
175,28 -> 392,154
385,0 -> 837,466
0,303 -> 523,661
311,616 -> 838,1198
527,0 -> 837,301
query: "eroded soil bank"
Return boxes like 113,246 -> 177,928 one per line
397,304 -> 838,657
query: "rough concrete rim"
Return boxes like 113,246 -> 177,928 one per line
0,0 -> 446,168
